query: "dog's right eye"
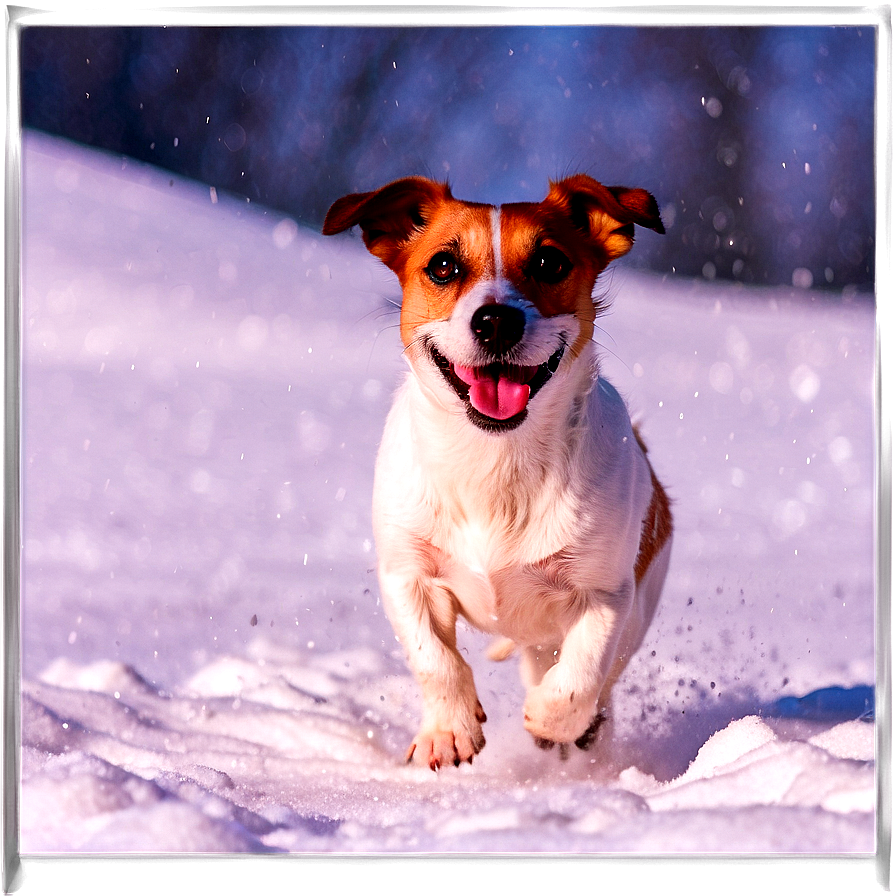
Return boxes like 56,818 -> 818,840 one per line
425,252 -> 460,285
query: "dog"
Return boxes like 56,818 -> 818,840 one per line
323,174 -> 672,770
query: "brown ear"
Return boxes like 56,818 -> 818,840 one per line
322,177 -> 452,270
547,174 -> 664,262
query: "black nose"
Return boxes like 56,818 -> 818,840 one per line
470,304 -> 525,355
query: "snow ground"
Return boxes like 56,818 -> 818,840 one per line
15,131 -> 879,881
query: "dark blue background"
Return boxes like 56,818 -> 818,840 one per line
20,25 -> 876,291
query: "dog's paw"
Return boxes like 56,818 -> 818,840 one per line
406,703 -> 487,771
523,682 -> 598,747
531,710 -> 606,758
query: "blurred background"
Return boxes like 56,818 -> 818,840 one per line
20,24 -> 876,291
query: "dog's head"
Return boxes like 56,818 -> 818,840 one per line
323,175 -> 664,432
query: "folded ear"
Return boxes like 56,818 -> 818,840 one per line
322,177 -> 452,270
546,174 -> 665,262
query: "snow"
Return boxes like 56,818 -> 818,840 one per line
16,131 -> 879,885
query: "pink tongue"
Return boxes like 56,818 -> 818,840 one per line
454,365 -> 531,420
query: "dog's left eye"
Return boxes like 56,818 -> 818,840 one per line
425,252 -> 460,284
527,246 -> 572,284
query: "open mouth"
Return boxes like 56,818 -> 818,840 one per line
428,342 -> 565,432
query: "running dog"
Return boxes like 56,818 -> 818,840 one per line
323,174 -> 672,770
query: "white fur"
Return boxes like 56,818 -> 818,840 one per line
490,206 -> 504,278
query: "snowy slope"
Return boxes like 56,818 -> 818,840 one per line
18,131 -> 877,866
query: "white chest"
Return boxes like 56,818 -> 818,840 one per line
445,557 -> 579,647
433,510 -> 582,645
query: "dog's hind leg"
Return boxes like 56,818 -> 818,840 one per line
486,636 -> 516,662
518,643 -> 558,689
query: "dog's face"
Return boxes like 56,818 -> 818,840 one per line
324,175 -> 664,432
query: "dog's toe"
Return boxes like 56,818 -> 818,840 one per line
407,723 -> 485,771
453,726 -> 486,763
573,710 -> 606,751
532,736 -> 569,759
531,710 -> 606,757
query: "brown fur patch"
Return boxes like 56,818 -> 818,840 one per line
395,202 -> 494,346
633,429 -> 673,584
498,203 -> 608,358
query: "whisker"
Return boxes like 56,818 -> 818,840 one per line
360,312 -> 405,376
401,331 -> 430,362
369,309 -> 403,327
591,317 -> 636,374
593,340 -> 632,374
594,268 -> 622,314
592,321 -> 619,352
353,297 -> 401,328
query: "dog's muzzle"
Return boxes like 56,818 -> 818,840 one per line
428,303 -> 565,432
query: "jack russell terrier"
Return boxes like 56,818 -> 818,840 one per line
323,174 -> 672,770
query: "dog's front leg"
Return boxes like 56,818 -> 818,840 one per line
522,585 -> 631,746
379,569 -> 487,770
